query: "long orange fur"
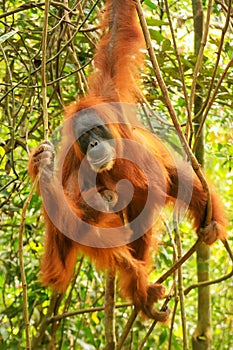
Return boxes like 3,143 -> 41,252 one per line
28,0 -> 227,321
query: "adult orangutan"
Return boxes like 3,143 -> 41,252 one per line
28,0 -> 227,321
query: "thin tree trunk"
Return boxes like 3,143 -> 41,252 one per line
191,1 -> 212,349
104,268 -> 116,350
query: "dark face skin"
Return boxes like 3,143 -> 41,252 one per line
73,110 -> 116,172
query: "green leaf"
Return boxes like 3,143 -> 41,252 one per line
149,29 -> 164,43
159,329 -> 168,345
162,38 -> 171,51
144,0 -> 157,9
147,18 -> 169,26
0,30 -> 18,44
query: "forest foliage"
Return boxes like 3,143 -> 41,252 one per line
0,0 -> 232,349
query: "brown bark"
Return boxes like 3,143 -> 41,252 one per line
191,0 -> 212,349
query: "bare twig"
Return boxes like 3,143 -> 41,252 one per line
168,299 -> 179,350
62,0 -> 88,94
189,0 -> 213,114
222,239 -> 233,262
192,0 -> 232,151
193,0 -> 233,125
116,309 -> 137,350
0,1 -> 77,20
18,4 -> 50,347
156,237 -> 204,284
185,267 -> 233,295
185,239 -> 233,295
138,288 -> 173,350
173,215 -> 188,350
50,293 -> 64,349
41,0 -> 50,140
62,256 -> 84,314
193,56 -> 233,152
50,302 -> 131,322
19,177 -> 39,350
31,293 -> 61,348
104,268 -> 116,350
163,0 -> 192,135
135,0 -> 213,226
58,257 -> 84,346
